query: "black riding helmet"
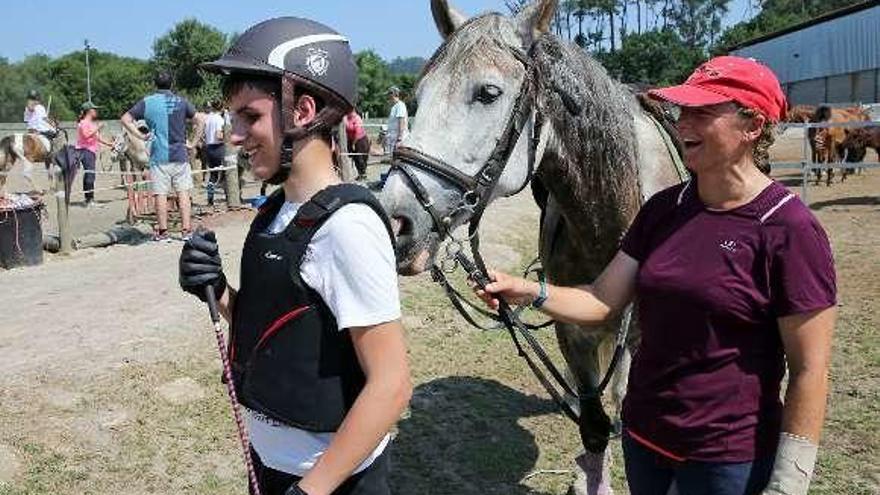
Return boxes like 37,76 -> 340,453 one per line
203,17 -> 358,184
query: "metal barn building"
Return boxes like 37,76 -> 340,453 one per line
729,0 -> 880,106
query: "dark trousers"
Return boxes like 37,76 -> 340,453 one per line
77,149 -> 97,202
250,448 -> 390,495
622,432 -> 774,495
205,144 -> 225,204
349,136 -> 370,177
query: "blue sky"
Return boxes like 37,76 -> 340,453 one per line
2,0 -> 753,62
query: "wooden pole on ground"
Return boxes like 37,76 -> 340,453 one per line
224,147 -> 242,208
53,166 -> 73,254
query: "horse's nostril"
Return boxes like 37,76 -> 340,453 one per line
391,216 -> 413,237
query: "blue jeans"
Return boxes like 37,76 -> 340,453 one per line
623,432 -> 774,495
77,149 -> 96,202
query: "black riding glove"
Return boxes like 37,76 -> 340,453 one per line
179,229 -> 227,302
284,484 -> 309,495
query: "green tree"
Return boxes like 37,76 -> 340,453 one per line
90,55 -> 153,118
667,0 -> 731,48
152,18 -> 228,107
0,54 -> 77,122
388,57 -> 426,75
355,50 -> 395,118
47,51 -> 151,120
0,57 -> 29,122
599,28 -> 704,84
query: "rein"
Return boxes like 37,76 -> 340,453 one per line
389,38 -> 629,426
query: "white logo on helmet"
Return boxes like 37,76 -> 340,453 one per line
267,33 -> 348,71
305,48 -> 330,77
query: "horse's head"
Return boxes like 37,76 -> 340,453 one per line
110,133 -> 127,160
378,0 -> 556,275
120,124 -> 151,165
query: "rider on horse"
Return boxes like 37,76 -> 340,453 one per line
24,89 -> 59,148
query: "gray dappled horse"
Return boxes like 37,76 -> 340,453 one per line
377,1 -> 684,493
111,123 -> 151,179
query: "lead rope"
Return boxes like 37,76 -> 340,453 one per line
204,285 -> 262,495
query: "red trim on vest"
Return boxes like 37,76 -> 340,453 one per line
296,217 -> 317,228
626,428 -> 687,462
255,305 -> 313,350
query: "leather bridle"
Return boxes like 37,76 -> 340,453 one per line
391,42 -> 540,244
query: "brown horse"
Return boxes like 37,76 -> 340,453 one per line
838,125 -> 880,178
786,104 -> 815,123
808,106 -> 870,185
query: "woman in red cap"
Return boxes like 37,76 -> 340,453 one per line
475,56 -> 835,495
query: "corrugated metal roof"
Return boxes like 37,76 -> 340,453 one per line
731,3 -> 880,83
727,0 -> 880,50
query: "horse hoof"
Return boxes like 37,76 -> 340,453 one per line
573,452 -> 613,495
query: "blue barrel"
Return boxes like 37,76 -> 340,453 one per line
0,199 -> 44,269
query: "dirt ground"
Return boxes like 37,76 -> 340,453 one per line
0,130 -> 877,494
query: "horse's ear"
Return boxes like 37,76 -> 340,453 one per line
431,0 -> 467,40
516,0 -> 557,45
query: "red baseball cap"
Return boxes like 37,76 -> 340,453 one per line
648,56 -> 787,122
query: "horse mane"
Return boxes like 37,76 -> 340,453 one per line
531,35 -> 642,231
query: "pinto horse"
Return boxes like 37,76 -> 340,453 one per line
0,130 -> 67,195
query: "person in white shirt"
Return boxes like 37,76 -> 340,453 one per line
203,100 -> 227,205
384,87 -> 408,153
23,89 -> 58,142
179,17 -> 411,495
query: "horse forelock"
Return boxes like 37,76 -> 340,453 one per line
419,14 -> 523,91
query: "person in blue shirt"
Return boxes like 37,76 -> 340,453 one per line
121,72 -> 205,241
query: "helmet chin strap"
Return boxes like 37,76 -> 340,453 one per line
269,72 -> 350,186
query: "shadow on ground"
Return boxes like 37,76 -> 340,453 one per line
776,176 -> 806,188
391,376 -> 558,495
809,195 -> 880,210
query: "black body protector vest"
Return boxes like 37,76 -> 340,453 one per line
230,184 -> 395,432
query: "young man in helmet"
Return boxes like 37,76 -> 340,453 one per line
179,17 -> 412,495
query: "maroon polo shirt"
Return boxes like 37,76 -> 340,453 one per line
620,180 -> 836,462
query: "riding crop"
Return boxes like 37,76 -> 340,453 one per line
203,285 -> 262,495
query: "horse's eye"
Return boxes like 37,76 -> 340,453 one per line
474,84 -> 503,104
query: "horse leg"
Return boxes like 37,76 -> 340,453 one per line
8,138 -> 37,193
557,324 -> 616,495
119,157 -> 128,188
21,159 -> 38,193
609,346 -> 631,434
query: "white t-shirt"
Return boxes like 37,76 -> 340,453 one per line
244,200 -> 401,476
385,100 -> 409,144
24,104 -> 53,132
204,112 -> 225,145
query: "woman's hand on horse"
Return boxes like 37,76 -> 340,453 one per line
472,269 -> 539,309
